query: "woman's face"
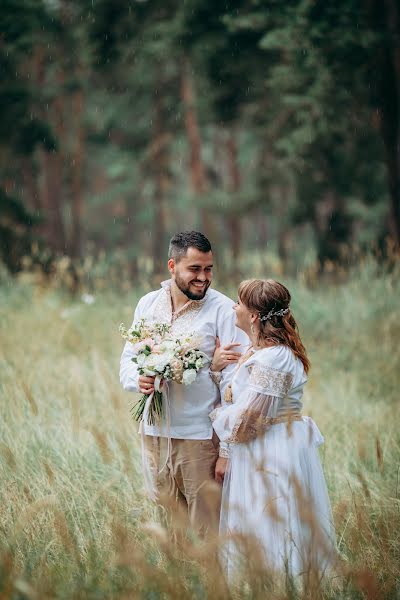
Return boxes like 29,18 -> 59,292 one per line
233,296 -> 253,334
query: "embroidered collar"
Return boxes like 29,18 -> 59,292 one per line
160,279 -> 207,320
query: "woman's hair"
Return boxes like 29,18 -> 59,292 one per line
238,279 -> 310,373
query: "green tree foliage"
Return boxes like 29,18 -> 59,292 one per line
0,0 -> 398,276
218,1 -> 390,262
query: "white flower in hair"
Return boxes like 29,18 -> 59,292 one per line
260,306 -> 290,321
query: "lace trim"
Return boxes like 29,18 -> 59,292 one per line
249,363 -> 294,397
219,446 -> 229,458
209,407 -> 221,422
209,370 -> 222,386
226,408 -> 302,444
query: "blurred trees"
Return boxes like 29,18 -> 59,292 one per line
0,0 -> 398,278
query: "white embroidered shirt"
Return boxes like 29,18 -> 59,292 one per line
119,280 -> 248,441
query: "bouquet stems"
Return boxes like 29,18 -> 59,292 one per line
130,391 -> 163,425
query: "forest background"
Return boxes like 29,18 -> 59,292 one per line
1,2 -> 400,599
1,0 -> 400,283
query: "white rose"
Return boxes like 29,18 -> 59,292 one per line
143,368 -> 157,376
161,340 -> 175,351
136,354 -> 147,367
182,369 -> 197,386
195,357 -> 203,369
149,351 -> 174,373
132,341 -> 146,353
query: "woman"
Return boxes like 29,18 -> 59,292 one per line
210,279 -> 336,581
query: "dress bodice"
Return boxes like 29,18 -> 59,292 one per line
230,345 -> 307,418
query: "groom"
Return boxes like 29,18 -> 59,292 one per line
120,231 -> 246,534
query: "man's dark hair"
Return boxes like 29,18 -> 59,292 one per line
168,231 -> 212,262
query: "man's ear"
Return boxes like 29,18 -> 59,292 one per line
168,258 -> 175,275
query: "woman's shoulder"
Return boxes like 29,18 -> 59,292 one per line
245,346 -> 297,395
252,345 -> 298,371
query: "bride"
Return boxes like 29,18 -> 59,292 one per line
210,279 -> 336,581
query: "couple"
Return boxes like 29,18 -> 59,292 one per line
120,230 -> 336,579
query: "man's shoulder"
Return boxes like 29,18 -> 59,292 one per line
135,288 -> 162,309
141,288 -> 161,300
207,287 -> 235,309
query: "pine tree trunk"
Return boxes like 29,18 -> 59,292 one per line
151,87 -> 169,276
367,0 -> 400,247
34,44 -> 66,252
383,0 -> 400,247
124,202 -> 139,280
276,185 -> 293,271
22,157 -> 40,212
124,171 -> 143,280
180,58 -> 213,236
226,131 -> 241,267
181,59 -> 207,196
42,150 -> 66,253
70,86 -> 85,258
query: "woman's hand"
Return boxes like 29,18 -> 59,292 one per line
210,337 -> 242,372
215,457 -> 228,484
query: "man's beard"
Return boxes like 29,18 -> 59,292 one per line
174,273 -> 211,300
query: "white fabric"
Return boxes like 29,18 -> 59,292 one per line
120,280 -> 248,440
211,346 -> 337,579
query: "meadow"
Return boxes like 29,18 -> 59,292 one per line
0,257 -> 399,599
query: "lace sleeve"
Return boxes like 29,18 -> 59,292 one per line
211,358 -> 295,445
211,390 -> 281,445
248,362 -> 293,396
218,392 -> 283,444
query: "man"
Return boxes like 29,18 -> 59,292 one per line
120,231 -> 247,534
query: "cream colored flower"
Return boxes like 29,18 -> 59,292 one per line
182,369 -> 197,385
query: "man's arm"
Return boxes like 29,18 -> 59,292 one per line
119,296 -> 146,393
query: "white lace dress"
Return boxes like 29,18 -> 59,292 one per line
210,345 -> 336,580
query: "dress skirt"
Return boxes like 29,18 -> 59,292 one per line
219,417 -> 337,581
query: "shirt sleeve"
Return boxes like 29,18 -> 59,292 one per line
214,303 -> 249,457
119,296 -> 146,392
210,350 -> 294,445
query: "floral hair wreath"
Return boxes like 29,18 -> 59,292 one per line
259,306 -> 290,321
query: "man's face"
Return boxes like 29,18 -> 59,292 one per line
168,247 -> 213,300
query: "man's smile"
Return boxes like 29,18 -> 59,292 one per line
191,281 -> 207,289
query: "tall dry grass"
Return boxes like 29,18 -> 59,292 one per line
0,256 -> 399,598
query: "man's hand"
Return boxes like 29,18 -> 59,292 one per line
139,375 -> 156,395
215,457 -> 228,484
211,337 -> 242,372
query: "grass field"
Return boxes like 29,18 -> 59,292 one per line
0,258 -> 399,599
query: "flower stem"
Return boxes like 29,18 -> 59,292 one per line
130,391 -> 163,425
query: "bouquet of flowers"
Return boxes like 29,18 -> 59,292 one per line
119,318 -> 207,425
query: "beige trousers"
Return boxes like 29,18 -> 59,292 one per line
145,435 -> 221,536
